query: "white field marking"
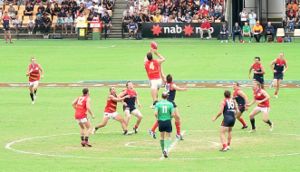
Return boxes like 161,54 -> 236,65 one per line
46,84 -> 58,87
160,130 -> 186,160
207,141 -> 220,147
69,84 -> 80,87
5,130 -> 300,161
93,84 -> 104,87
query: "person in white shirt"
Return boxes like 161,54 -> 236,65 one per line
161,13 -> 169,23
27,15 -> 35,34
239,8 -> 248,25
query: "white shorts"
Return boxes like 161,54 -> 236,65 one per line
149,79 -> 162,89
125,109 -> 142,117
254,106 -> 270,113
29,81 -> 39,88
77,117 -> 88,124
104,112 -> 118,119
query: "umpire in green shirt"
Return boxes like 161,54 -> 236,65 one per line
155,92 -> 175,158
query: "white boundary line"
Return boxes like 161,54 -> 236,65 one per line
3,45 -> 116,49
4,130 -> 300,161
160,130 -> 186,160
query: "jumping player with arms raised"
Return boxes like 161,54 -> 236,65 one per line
72,88 -> 95,147
93,87 -> 129,135
26,57 -> 44,104
144,44 -> 166,106
270,52 -> 288,98
212,90 -> 238,152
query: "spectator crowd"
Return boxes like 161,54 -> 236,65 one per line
0,0 -> 115,35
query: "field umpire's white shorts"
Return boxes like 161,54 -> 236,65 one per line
149,79 -> 162,89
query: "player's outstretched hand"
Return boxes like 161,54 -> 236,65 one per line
212,116 -> 217,122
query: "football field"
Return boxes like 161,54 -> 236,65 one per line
0,40 -> 300,171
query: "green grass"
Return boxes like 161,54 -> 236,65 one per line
0,40 -> 300,171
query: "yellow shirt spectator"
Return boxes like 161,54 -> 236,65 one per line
153,14 -> 162,23
253,24 -> 263,33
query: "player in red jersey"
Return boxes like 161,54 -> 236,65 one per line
270,53 -> 288,98
26,57 -> 44,104
248,57 -> 265,88
93,87 -> 129,135
247,81 -> 273,132
72,88 -> 95,147
2,11 -> 12,43
119,81 -> 143,134
233,82 -> 248,129
144,48 -> 166,106
149,70 -> 187,140
212,90 -> 237,152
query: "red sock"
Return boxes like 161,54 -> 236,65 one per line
151,121 -> 158,132
175,121 -> 181,135
227,142 -> 230,146
222,144 -> 227,149
238,117 -> 247,127
134,124 -> 138,129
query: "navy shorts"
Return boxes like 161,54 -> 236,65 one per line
158,120 -> 172,133
274,73 -> 283,80
222,114 -> 236,127
238,105 -> 245,113
3,24 -> 10,31
253,75 -> 264,84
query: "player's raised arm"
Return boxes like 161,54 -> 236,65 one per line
212,101 -> 224,121
173,84 -> 188,91
153,49 -> 165,64
86,97 -> 94,118
110,94 -> 129,102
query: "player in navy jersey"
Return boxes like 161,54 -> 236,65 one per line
212,90 -> 237,152
149,71 -> 187,140
249,57 -> 265,88
233,82 -> 248,129
270,53 -> 288,98
119,81 -> 143,134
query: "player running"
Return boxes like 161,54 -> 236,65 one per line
93,87 -> 129,135
26,57 -> 44,104
149,72 -> 187,140
2,11 -> 12,43
144,49 -> 166,106
119,81 -> 143,134
233,82 -> 248,129
212,90 -> 237,152
270,53 -> 288,98
155,92 -> 175,158
249,57 -> 265,88
72,88 -> 95,147
247,81 -> 273,132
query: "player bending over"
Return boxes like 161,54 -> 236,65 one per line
270,52 -> 288,98
26,57 -> 44,104
93,87 -> 129,135
119,81 -> 143,134
149,72 -> 187,140
247,81 -> 273,132
212,90 -> 237,152
72,88 -> 95,147
249,57 -> 265,89
155,92 -> 175,158
233,82 -> 248,129
144,49 -> 165,106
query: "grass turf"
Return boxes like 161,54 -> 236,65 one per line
0,39 -> 299,171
